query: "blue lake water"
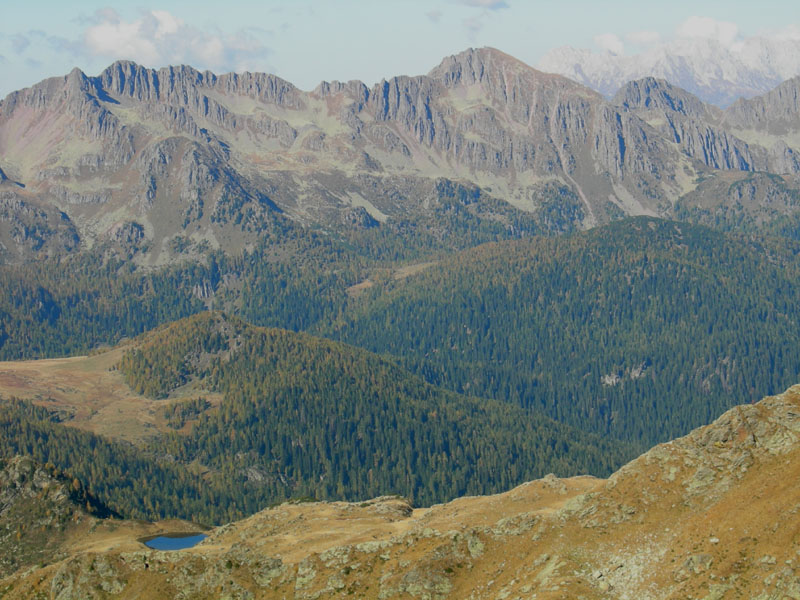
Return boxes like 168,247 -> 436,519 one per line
143,533 -> 207,550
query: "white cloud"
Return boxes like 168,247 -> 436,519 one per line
463,15 -> 484,41
11,34 -> 31,54
85,12 -> 161,64
626,30 -> 661,46
81,9 -> 270,72
676,16 -> 739,47
772,24 -> 800,41
151,10 -> 181,37
458,0 -> 509,9
426,9 -> 443,23
594,33 -> 624,55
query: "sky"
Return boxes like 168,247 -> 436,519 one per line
1,0 -> 799,98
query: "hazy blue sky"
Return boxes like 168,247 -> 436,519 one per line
1,0 -> 798,97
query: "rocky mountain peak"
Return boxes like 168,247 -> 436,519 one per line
65,66 -> 90,89
98,61 -> 219,104
98,60 -> 164,101
613,76 -> 711,119
95,61 -> 303,109
725,75 -> 800,133
3,51 -> 800,265
429,47 -> 527,85
215,70 -> 302,107
429,46 -> 593,96
538,36 -> 800,107
312,79 -> 370,104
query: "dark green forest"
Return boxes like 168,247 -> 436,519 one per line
0,231 -> 359,360
120,314 -> 632,511
0,180 -> 579,360
3,217 -> 800,524
0,314 -> 632,524
329,218 -> 800,445
0,399 -> 235,524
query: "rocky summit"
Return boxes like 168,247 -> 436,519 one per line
2,48 -> 800,264
2,384 -> 799,599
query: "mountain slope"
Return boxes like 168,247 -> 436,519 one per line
0,454 -> 206,582
611,76 -> 800,232
0,228 -> 364,360
0,397 -> 250,524
0,49 -> 602,264
3,383 -> 800,598
0,312 -> 633,523
4,48 -> 800,264
0,456 -> 115,577
330,218 -> 800,446
117,312 -> 633,506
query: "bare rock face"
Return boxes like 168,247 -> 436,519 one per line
613,77 -> 710,118
613,78 -> 778,174
2,48 -> 800,264
670,119 -> 764,171
104,221 -> 146,248
725,76 -> 800,134
0,191 -> 80,262
0,456 -> 112,578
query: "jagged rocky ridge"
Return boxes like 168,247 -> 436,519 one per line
2,384 -> 800,598
2,48 -> 800,263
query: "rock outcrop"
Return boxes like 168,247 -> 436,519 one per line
0,456 -> 114,578
725,76 -> 800,134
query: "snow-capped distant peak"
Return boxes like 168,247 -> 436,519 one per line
537,30 -> 800,107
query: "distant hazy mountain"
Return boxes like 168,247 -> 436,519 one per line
538,36 -> 800,107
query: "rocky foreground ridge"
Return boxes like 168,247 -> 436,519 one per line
2,385 -> 800,599
2,48 -> 800,263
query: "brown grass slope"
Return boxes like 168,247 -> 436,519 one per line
2,384 -> 800,598
0,344 -> 222,445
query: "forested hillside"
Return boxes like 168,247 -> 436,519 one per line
0,399 -> 231,523
330,218 -> 800,445
4,217 -> 800,452
0,194 -> 551,361
0,230 -> 361,360
0,309 -> 636,526
118,313 -> 632,510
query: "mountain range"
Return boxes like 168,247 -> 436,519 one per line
3,46 -> 800,597
538,35 -> 800,107
3,47 -> 800,265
